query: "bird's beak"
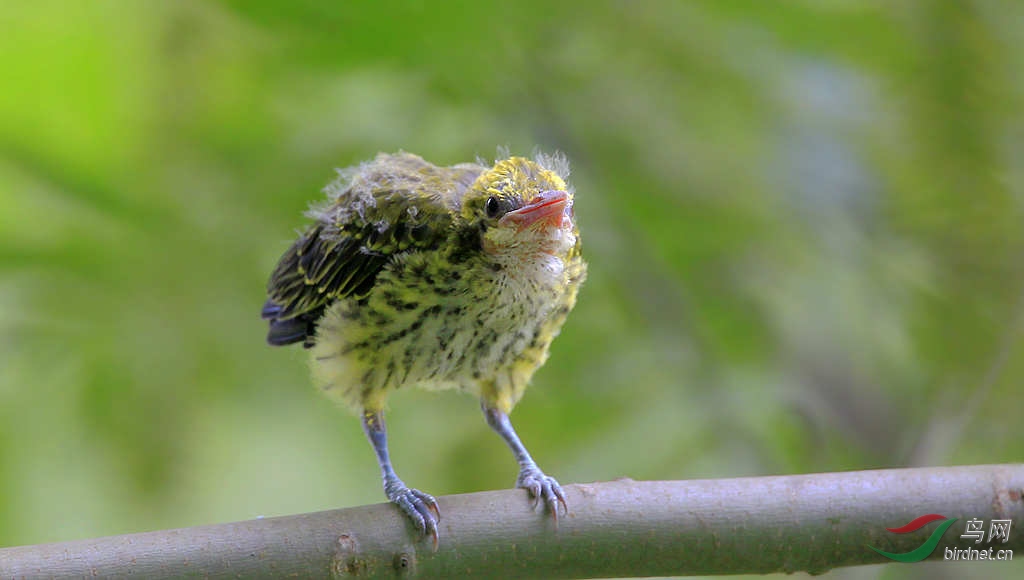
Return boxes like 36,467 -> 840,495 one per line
500,190 -> 569,231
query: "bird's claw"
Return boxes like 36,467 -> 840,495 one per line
516,466 -> 567,523
389,486 -> 440,549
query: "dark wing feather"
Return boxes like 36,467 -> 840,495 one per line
262,197 -> 451,348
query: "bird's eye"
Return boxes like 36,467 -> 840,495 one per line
485,196 -> 503,219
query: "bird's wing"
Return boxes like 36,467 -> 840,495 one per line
262,189 -> 454,346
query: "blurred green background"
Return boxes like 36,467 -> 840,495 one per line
1,1 -> 1022,576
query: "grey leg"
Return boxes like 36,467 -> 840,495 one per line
482,403 -> 567,521
362,410 -> 440,546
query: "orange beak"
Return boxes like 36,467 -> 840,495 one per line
500,190 -> 569,230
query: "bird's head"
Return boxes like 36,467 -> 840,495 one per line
460,155 -> 577,269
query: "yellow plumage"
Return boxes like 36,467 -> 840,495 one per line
263,151 -> 585,545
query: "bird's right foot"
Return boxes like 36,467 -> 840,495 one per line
386,482 -> 440,548
517,464 -> 567,523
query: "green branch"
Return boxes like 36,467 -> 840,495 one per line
2,464 -> 1021,578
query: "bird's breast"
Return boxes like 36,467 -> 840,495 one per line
310,249 -> 572,409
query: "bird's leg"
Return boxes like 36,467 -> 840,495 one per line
482,403 -> 567,521
361,410 -> 440,546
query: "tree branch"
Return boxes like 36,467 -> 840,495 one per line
2,464 -> 1021,578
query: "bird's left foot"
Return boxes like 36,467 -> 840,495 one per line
516,465 -> 567,522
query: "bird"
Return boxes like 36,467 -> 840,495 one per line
261,150 -> 586,546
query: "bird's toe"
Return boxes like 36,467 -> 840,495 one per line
516,467 -> 567,523
390,487 -> 441,549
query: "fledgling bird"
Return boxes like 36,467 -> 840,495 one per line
261,151 -> 586,544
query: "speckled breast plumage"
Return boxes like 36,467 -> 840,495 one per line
311,225 -> 585,413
